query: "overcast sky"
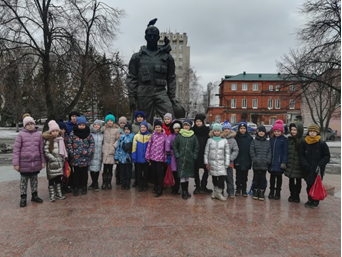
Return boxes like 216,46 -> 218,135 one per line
104,0 -> 306,89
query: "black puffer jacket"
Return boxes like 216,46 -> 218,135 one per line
250,134 -> 271,171
192,125 -> 209,168
234,132 -> 253,171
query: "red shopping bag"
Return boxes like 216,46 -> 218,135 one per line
63,160 -> 71,178
309,174 -> 327,201
163,165 -> 175,187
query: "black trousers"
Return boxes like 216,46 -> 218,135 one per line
119,163 -> 132,186
253,170 -> 266,190
212,175 -> 225,189
172,171 -> 180,192
103,164 -> 113,175
49,175 -> 62,186
269,172 -> 283,190
151,161 -> 164,193
289,178 -> 302,195
136,163 -> 149,189
236,169 -> 248,192
73,166 -> 88,189
194,163 -> 209,189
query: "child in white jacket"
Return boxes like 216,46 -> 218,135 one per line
204,123 -> 230,201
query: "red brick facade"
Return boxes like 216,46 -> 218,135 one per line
207,74 -> 301,125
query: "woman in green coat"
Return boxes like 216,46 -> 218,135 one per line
173,119 -> 199,200
285,121 -> 305,203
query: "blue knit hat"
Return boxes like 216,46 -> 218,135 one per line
183,119 -> 193,127
212,123 -> 222,132
76,116 -> 87,125
134,111 -> 146,119
222,121 -> 231,130
140,121 -> 148,130
238,121 -> 247,130
93,119 -> 103,128
57,119 -> 67,130
105,114 -> 115,123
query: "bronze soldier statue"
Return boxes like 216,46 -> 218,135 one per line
127,19 -> 184,124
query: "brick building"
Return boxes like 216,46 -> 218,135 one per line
206,72 -> 301,125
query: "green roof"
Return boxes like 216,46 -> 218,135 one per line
224,73 -> 287,81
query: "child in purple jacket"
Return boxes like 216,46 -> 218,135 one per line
145,120 -> 167,197
12,116 -> 46,207
165,120 -> 183,195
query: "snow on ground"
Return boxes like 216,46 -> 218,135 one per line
0,126 -> 44,139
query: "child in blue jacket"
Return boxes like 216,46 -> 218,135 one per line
131,121 -> 151,192
268,120 -> 288,200
115,123 -> 134,190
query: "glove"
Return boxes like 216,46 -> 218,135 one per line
280,163 -> 286,170
129,97 -> 136,109
166,155 -> 171,165
315,166 -> 321,174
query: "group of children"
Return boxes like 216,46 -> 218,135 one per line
13,111 -> 330,209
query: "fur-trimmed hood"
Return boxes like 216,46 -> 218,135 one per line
42,131 -> 53,140
209,130 -> 226,138
90,124 -> 104,134
222,130 -> 236,139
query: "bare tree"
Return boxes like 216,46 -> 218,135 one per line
0,0 -> 125,125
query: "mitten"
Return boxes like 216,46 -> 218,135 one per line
280,163 -> 286,170
166,155 -> 171,165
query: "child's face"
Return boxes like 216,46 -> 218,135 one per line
291,127 -> 298,136
258,131 -> 265,137
308,130 -> 317,137
174,127 -> 180,134
94,123 -> 101,130
107,120 -> 113,127
137,116 -> 144,123
183,124 -> 190,131
120,122 -> 125,128
239,126 -> 246,134
155,125 -> 162,133
25,122 -> 35,131
51,130 -> 59,138
164,117 -> 171,124
195,120 -> 203,127
78,124 -> 86,129
140,125 -> 147,133
273,130 -> 282,137
124,128 -> 131,135
224,128 -> 230,134
71,115 -> 77,123
213,130 -> 221,136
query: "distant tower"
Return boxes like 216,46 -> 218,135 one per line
158,32 -> 190,108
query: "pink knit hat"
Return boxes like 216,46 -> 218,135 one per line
272,120 -> 284,133
23,116 -> 35,127
48,120 -> 60,132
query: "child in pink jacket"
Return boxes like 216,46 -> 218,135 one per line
12,116 -> 46,207
145,120 -> 167,197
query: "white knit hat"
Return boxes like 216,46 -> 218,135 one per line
23,117 -> 35,127
48,120 -> 60,132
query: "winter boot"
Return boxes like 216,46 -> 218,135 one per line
107,172 -> 113,189
215,188 -> 227,201
185,181 -> 191,198
274,189 -> 281,200
88,172 -> 95,190
258,190 -> 265,201
20,194 -> 27,208
55,184 -> 66,200
31,192 -> 43,203
212,186 -> 219,199
94,182 -> 100,192
235,187 -> 241,196
252,189 -> 259,200
101,173 -> 107,190
268,188 -> 275,199
81,187 -> 87,195
294,192 -> 300,203
48,185 -> 56,202
73,187 -> 79,196
181,182 -> 187,200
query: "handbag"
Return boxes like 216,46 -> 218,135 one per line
309,168 -> 327,201
163,165 -> 175,187
63,160 -> 71,178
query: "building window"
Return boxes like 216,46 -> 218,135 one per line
179,61 -> 183,66
215,115 -> 221,123
253,83 -> 258,91
269,85 -> 273,91
242,83 -> 248,91
231,83 -> 237,91
268,99 -> 273,109
242,99 -> 247,109
289,85 -> 296,91
289,99 -> 295,109
252,99 -> 258,109
231,99 -> 236,108
231,114 -> 236,124
275,99 -> 280,109
275,85 -> 280,91
271,117 -> 276,125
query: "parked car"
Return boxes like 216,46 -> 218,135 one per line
326,128 -> 337,141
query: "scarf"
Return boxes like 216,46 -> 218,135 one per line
192,125 -> 209,137
54,136 -> 68,158
180,129 -> 194,137
73,125 -> 90,139
305,135 -> 321,144
213,136 -> 222,142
